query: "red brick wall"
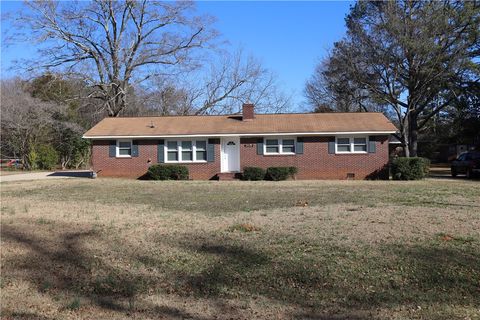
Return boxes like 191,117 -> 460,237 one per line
240,136 -> 389,180
92,140 -> 221,180
92,136 -> 389,180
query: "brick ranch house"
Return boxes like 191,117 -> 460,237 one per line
83,104 -> 397,180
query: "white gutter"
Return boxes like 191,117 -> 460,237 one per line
83,131 -> 397,139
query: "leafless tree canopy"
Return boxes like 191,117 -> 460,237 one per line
305,57 -> 386,113
1,78 -> 89,168
135,50 -> 291,116
14,0 -> 217,117
6,1 -> 291,118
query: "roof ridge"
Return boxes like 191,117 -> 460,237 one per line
104,112 -> 386,119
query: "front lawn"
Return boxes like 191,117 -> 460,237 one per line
1,179 -> 479,319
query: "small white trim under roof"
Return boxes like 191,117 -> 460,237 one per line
83,130 -> 396,139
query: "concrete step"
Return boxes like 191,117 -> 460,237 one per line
216,172 -> 241,181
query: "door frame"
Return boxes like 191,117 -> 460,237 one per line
221,137 -> 240,172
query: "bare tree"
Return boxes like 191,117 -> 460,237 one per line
305,57 -> 385,113
139,50 -> 291,115
306,1 -> 480,157
10,0 -> 217,117
1,79 -> 58,168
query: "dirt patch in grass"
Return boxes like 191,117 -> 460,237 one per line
1,179 -> 480,319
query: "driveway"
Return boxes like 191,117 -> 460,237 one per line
0,170 -> 92,182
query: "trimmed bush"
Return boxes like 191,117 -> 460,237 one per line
242,167 -> 266,181
390,157 -> 430,180
36,144 -> 59,170
147,164 -> 189,180
265,166 -> 298,181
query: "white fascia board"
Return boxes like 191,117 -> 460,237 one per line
83,131 -> 396,139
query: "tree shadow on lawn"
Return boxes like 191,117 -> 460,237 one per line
2,224 -> 479,319
168,236 -> 480,318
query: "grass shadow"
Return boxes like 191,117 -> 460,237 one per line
2,225 -> 479,319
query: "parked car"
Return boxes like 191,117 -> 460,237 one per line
451,151 -> 480,178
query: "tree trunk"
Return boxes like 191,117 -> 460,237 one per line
408,111 -> 418,157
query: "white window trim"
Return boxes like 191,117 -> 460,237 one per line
116,139 -> 133,158
264,137 -> 296,155
164,139 -> 208,163
335,136 -> 369,154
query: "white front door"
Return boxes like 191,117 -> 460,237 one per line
221,137 -> 240,172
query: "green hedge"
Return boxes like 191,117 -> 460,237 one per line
242,167 -> 266,181
390,157 -> 430,180
147,164 -> 189,180
36,144 -> 59,170
265,166 -> 298,181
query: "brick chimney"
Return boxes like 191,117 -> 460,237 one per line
242,103 -> 255,121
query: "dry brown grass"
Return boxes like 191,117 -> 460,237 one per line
1,179 -> 479,320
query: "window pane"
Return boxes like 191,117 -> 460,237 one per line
196,150 -> 206,161
266,139 -> 278,146
196,140 -> 206,150
182,151 -> 193,161
266,146 -> 279,153
283,139 -> 294,146
337,145 -> 350,152
337,138 -> 350,145
354,145 -> 367,152
282,146 -> 295,153
167,151 -> 178,161
119,141 -> 131,148
119,148 -> 131,155
182,141 -> 192,150
354,138 -> 366,144
167,141 -> 178,150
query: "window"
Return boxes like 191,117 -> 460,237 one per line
165,140 -> 207,162
282,139 -> 295,153
167,141 -> 178,161
336,137 -> 368,154
196,140 -> 207,161
266,139 -> 279,153
181,141 -> 193,161
336,138 -> 351,152
264,138 -> 296,155
465,153 -> 480,161
353,138 -> 367,152
117,140 -> 132,157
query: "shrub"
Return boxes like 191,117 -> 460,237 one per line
26,148 -> 38,170
36,144 -> 59,170
147,164 -> 189,180
242,167 -> 266,181
265,166 -> 298,181
390,157 -> 430,180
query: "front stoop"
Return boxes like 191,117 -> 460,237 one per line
216,172 -> 242,181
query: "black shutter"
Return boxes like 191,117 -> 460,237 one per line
207,139 -> 215,162
109,140 -> 116,157
257,138 -> 264,155
368,136 -> 376,153
296,137 -> 304,154
131,140 -> 139,157
328,137 -> 335,154
157,140 -> 165,163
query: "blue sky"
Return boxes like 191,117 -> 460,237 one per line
1,1 -> 353,110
